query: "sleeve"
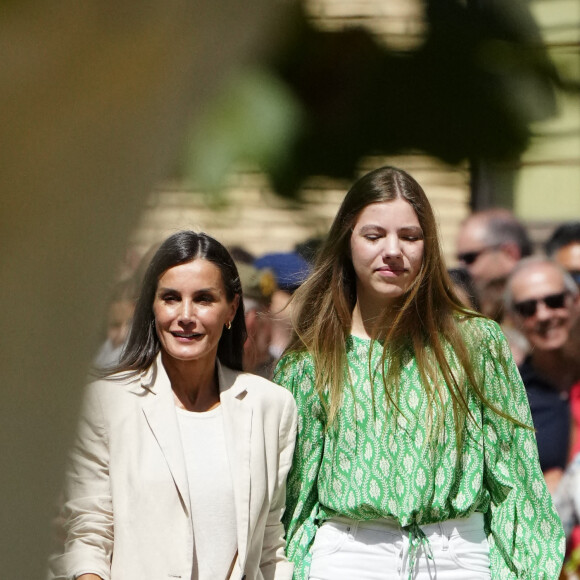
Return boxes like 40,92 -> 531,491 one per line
49,383 -> 113,580
479,321 -> 565,579
273,354 -> 326,580
259,391 -> 298,580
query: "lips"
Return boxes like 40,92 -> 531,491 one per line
171,331 -> 202,339
376,266 -> 405,276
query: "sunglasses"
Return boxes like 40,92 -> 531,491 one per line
457,246 -> 499,266
569,270 -> 580,286
513,291 -> 568,318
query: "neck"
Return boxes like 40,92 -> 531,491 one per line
161,352 -> 220,412
530,348 -> 577,391
351,297 -> 393,339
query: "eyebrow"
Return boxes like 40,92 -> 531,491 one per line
358,224 -> 423,234
157,286 -> 220,294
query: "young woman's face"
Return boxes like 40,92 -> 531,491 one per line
153,259 -> 238,367
350,198 -> 424,308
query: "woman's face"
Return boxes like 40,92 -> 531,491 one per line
153,259 -> 238,367
350,198 -> 424,309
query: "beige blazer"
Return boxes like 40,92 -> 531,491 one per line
49,355 -> 297,580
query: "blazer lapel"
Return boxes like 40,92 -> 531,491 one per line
219,362 -> 253,570
140,355 -> 192,517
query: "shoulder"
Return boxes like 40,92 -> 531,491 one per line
275,349 -> 315,379
86,369 -> 142,392
519,358 -> 555,394
518,357 -> 535,380
455,315 -> 509,355
221,365 -> 296,408
82,370 -> 144,413
456,314 -> 501,337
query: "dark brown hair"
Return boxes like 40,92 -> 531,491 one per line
108,230 -> 246,375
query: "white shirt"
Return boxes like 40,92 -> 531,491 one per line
176,405 -> 237,580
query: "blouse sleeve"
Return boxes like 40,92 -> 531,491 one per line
478,320 -> 565,579
274,353 -> 326,580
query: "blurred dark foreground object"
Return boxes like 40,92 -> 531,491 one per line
269,0 -> 559,196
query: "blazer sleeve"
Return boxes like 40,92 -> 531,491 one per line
259,390 -> 297,580
52,382 -> 113,580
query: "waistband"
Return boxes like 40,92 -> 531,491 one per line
326,512 -> 484,537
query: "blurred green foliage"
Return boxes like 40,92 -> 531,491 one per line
185,68 -> 303,197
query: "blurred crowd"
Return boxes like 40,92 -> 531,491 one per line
95,215 -> 580,573
456,215 -> 580,578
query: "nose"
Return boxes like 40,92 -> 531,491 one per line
535,300 -> 553,320
178,299 -> 194,323
382,234 -> 402,258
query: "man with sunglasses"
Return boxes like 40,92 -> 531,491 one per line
505,257 -> 580,493
456,208 -> 533,322
546,221 -> 580,289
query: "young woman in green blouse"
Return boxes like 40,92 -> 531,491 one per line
275,166 -> 564,579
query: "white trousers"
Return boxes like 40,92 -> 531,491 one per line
309,512 -> 490,580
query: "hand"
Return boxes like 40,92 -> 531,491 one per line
76,575 -> 103,580
543,467 -> 564,495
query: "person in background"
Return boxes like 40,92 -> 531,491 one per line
544,223 -> 580,562
456,208 -> 532,322
93,278 -> 137,369
229,244 -> 256,266
456,208 -> 532,364
546,222 -> 580,456
553,449 -> 580,579
276,166 -> 563,580
295,236 -> 325,267
546,222 -> 580,289
254,251 -> 310,363
447,267 -> 480,311
237,262 -> 278,378
49,231 -> 297,580
504,257 -> 580,493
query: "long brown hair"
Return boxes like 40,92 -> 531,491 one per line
281,166 -> 526,446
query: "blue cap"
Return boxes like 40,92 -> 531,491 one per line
254,252 -> 311,293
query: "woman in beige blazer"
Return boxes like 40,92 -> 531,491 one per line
50,231 -> 297,580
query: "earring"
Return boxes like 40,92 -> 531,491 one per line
226,321 -> 232,330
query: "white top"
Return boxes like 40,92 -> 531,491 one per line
176,405 -> 237,580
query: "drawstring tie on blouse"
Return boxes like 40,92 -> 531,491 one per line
402,521 -> 434,580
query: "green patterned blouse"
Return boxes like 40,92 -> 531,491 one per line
274,317 -> 564,579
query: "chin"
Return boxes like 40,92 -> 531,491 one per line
533,337 -> 568,352
165,347 -> 206,362
373,285 -> 406,300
